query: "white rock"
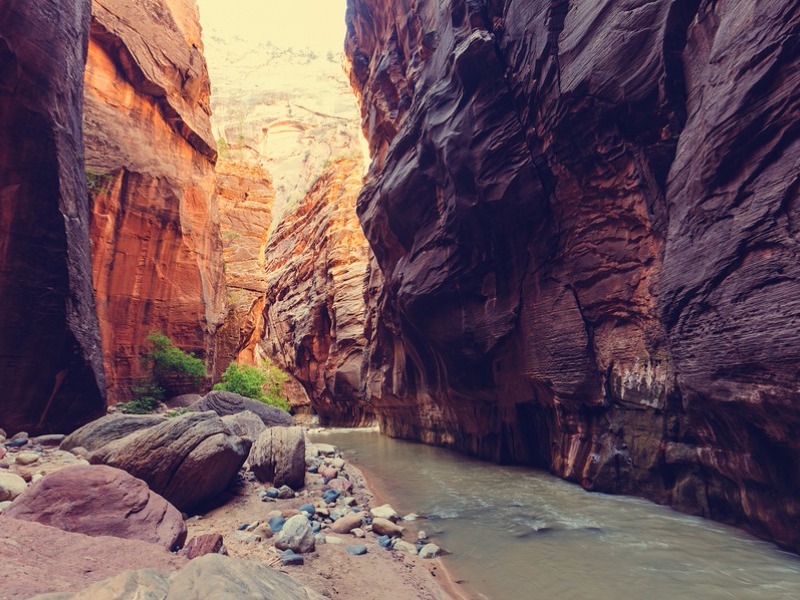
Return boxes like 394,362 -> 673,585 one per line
0,472 -> 27,501
403,513 -> 420,522
0,500 -> 12,513
370,504 -> 399,522
419,543 -> 441,559
324,535 -> 345,545
15,452 -> 40,466
351,528 -> 365,538
393,540 -> 418,556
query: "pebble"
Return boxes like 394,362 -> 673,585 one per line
264,487 -> 280,499
315,443 -> 337,456
351,528 -> 365,538
325,535 -> 344,545
315,533 -> 326,544
4,438 -> 28,449
322,489 -> 340,504
418,530 -> 428,541
403,513 -> 420,522
280,550 -> 304,566
393,540 -> 419,556
268,516 -> 286,533
377,535 -> 393,549
370,504 -> 399,522
346,544 -> 368,556
419,543 -> 442,559
328,457 -> 345,469
274,515 -> 315,554
310,521 -> 322,534
299,503 -> 315,515
277,485 -> 295,499
0,501 -> 11,513
371,518 -> 404,537
342,496 -> 357,507
232,531 -> 261,544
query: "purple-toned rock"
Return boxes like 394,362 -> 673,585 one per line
182,533 -> 227,559
4,465 -> 185,549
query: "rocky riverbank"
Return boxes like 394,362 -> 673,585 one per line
0,411 -> 465,600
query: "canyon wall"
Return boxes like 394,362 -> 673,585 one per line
0,0 -> 106,433
84,0 -> 225,402
346,0 -> 800,550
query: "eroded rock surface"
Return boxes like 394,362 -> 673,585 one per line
84,0 -> 225,403
4,465 -> 186,550
0,0 -> 106,434
346,0 -> 800,550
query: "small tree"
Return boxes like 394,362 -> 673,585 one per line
213,360 -> 289,411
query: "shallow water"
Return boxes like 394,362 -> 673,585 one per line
311,429 -> 800,600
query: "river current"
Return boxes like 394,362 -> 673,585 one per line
311,429 -> 800,600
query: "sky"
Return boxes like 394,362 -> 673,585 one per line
196,0 -> 349,54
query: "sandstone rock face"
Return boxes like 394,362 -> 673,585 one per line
4,465 -> 186,550
0,0 -> 106,434
346,0 -> 800,550
0,517 -> 186,600
261,158 -> 374,426
193,391 -> 293,427
84,0 -> 225,403
89,411 -> 250,512
250,426 -> 305,489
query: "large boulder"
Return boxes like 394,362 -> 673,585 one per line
0,517 -> 186,600
29,553 -> 325,600
192,391 -> 293,427
249,426 -> 305,489
4,465 -> 186,550
221,411 -> 266,442
88,412 -> 250,512
60,414 -> 164,452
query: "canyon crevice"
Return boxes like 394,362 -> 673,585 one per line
0,0 -> 106,433
346,0 -> 800,551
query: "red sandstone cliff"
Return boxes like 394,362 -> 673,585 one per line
347,0 -> 800,550
0,1 -> 106,433
84,0 -> 225,402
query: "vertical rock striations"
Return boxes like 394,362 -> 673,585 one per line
84,0 -> 225,402
0,0 -> 106,433
346,0 -> 800,550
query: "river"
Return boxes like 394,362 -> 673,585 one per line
311,429 -> 800,600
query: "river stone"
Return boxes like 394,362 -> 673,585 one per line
15,452 -> 40,466
4,465 -> 186,550
182,533 -> 226,559
268,516 -> 286,533
346,544 -> 367,556
314,443 -> 337,456
221,411 -> 266,442
393,540 -> 419,556
330,512 -> 364,534
250,427 -> 305,489
372,518 -> 404,537
0,471 -> 27,501
419,543 -> 442,559
274,515 -> 315,554
192,391 -> 293,428
370,504 -> 399,522
277,484 -> 295,499
61,414 -> 165,452
88,411 -> 250,512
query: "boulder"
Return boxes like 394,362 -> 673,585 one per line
371,518 -> 404,537
0,472 -> 27,501
370,504 -> 399,522
273,515 -> 315,554
4,465 -> 186,550
192,391 -> 293,427
88,412 -> 250,512
61,414 -> 164,452
29,554 -> 324,600
330,512 -> 364,534
221,411 -> 266,442
182,534 -> 226,559
250,427 -> 305,489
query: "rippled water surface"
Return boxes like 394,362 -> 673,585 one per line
311,429 -> 800,600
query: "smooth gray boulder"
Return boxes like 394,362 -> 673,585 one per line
249,426 -> 305,489
89,412 -> 250,512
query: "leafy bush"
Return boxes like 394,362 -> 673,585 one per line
213,360 -> 289,411
118,382 -> 164,414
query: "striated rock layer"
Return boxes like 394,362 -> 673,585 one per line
0,0 -> 106,433
84,0 -> 225,402
261,158 -> 374,425
346,0 -> 800,550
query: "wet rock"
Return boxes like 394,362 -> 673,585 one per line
371,518 -> 404,538
330,512 -> 364,534
370,504 -> 399,522
274,515 -> 315,554
419,543 -> 441,559
346,544 -> 367,556
182,534 -> 226,559
88,411 -> 250,512
193,391 -> 293,428
4,465 -> 185,549
0,472 -> 27,501
250,427 -> 305,490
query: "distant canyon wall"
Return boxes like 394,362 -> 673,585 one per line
0,0 -> 106,433
346,0 -> 800,550
84,0 -> 225,402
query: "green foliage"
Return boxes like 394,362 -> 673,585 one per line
118,381 -> 164,414
217,136 -> 230,159
213,360 -> 289,411
85,169 -> 113,203
146,331 -> 206,392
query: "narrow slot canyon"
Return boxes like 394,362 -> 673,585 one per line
1,0 -> 800,598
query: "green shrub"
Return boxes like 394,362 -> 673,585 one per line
118,382 -> 164,414
146,331 -> 206,394
213,360 -> 289,411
